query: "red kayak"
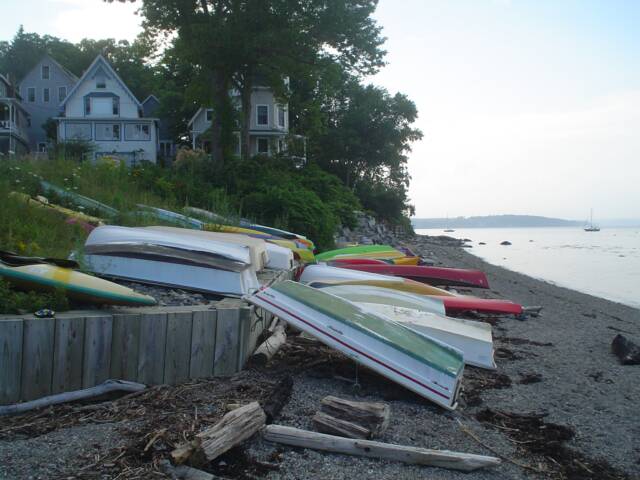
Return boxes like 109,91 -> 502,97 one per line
436,296 -> 523,316
331,263 -> 490,289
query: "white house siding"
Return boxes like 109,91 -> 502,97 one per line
189,86 -> 289,157
18,56 -> 77,151
58,118 -> 157,165
58,55 -> 158,164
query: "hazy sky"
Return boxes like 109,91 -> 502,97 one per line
2,0 -> 639,220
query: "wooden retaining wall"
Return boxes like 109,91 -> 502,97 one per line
0,302 -> 274,406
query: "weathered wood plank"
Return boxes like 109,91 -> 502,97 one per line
237,306 -> 254,367
82,315 -> 113,388
52,316 -> 86,394
189,310 -> 217,379
21,317 -> 55,401
320,396 -> 390,437
164,311 -> 193,384
263,425 -> 502,472
313,410 -> 371,439
137,312 -> 168,385
110,313 -> 141,381
0,318 -> 24,405
213,308 -> 240,376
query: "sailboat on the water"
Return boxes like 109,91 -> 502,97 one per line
584,209 -> 600,232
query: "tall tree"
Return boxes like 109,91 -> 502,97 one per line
108,0 -> 386,162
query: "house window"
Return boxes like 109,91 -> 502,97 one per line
38,143 -> 47,152
278,138 -> 286,153
42,65 -> 50,80
84,97 -> 91,115
124,123 -> 150,141
205,109 -> 213,122
256,105 -> 268,126
43,88 -> 50,103
27,87 -> 35,103
58,86 -> 67,103
278,106 -> 286,128
112,97 -> 119,115
66,123 -> 92,140
96,123 -> 121,141
96,74 -> 106,89
257,137 -> 269,154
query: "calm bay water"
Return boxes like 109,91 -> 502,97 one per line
416,227 -> 640,309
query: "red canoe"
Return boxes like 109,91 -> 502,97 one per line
436,296 -> 523,316
331,263 -> 490,289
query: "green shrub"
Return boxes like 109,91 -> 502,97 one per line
0,280 -> 69,314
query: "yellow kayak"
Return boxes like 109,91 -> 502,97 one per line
391,256 -> 421,266
269,240 -> 315,263
306,278 -> 455,297
10,192 -> 104,225
0,262 -> 157,306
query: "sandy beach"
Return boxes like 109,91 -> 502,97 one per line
1,234 -> 639,479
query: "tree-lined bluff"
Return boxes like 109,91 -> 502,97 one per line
1,1 -> 422,243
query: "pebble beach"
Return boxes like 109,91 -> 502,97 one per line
1,234 -> 639,479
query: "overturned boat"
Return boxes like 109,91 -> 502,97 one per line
82,226 -> 259,297
356,303 -> 496,370
247,281 -> 465,410
329,263 -> 490,289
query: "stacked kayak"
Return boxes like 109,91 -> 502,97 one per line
316,245 -> 419,265
302,264 -> 522,316
329,263 -> 490,289
82,226 -> 259,297
247,281 -> 465,410
0,252 -> 156,306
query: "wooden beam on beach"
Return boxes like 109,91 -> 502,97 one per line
262,425 -> 501,472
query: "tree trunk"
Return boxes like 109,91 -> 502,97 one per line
240,79 -> 252,161
210,70 -> 232,165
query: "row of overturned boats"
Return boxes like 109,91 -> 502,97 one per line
73,204 -> 527,411
3,185 -> 529,412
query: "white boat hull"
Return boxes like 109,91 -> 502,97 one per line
247,282 -> 464,410
356,303 -> 496,370
83,254 -> 259,297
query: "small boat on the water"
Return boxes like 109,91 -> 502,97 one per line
329,263 -> 490,289
584,209 -> 600,232
247,281 -> 465,410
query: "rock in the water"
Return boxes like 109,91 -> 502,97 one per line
611,334 -> 640,365
500,241 -> 512,246
479,242 -> 486,245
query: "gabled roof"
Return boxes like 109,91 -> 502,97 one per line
43,54 -> 79,83
188,107 -> 208,128
142,94 -> 160,105
60,54 -> 141,109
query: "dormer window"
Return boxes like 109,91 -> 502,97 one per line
96,75 -> 106,89
112,97 -> 119,115
206,109 -> 213,121
42,65 -> 50,80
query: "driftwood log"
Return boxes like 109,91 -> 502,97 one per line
0,379 -> 146,416
313,410 -> 371,439
251,321 -> 287,365
318,396 -> 390,438
263,425 -> 501,472
171,402 -> 266,465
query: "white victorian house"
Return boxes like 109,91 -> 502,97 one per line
56,55 -> 158,164
189,82 -> 305,160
